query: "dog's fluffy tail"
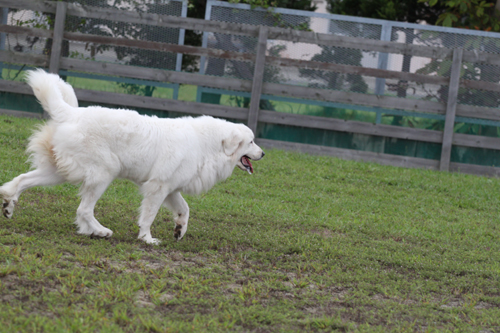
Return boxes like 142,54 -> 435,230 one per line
26,69 -> 78,122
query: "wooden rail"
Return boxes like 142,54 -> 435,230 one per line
1,0 -> 500,176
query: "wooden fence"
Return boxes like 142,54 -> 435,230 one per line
1,0 -> 500,176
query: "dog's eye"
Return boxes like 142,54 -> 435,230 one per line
250,140 -> 253,144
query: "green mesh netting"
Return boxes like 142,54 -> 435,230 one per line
3,89 -> 500,168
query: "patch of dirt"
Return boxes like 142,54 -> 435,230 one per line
226,283 -> 243,292
108,260 -> 161,273
372,293 -> 392,303
169,252 -> 183,262
400,298 -> 418,305
312,229 -> 335,238
137,259 -> 165,270
371,293 -> 419,306
439,299 -> 462,309
268,289 -> 295,300
3,274 -> 37,289
369,294 -> 497,311
0,274 -> 60,305
439,299 -> 495,310
158,293 -> 175,303
185,255 -> 209,266
135,290 -> 155,308
105,251 -> 216,274
325,286 -> 350,299
474,301 -> 494,309
61,252 -> 75,259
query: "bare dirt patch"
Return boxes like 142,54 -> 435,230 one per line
135,290 -> 155,308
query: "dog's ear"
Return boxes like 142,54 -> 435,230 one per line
223,130 -> 244,156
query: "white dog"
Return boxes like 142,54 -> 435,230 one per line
0,69 -> 264,244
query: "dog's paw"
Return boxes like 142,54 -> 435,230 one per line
174,224 -> 186,241
2,199 -> 17,219
80,226 -> 113,239
90,228 -> 113,239
148,238 -> 161,245
139,233 -> 161,245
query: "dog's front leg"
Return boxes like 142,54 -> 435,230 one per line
137,182 -> 170,244
163,191 -> 189,241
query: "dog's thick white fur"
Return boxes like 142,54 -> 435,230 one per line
0,69 -> 264,244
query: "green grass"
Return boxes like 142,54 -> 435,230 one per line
0,115 -> 500,332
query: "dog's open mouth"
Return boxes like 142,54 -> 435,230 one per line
241,155 -> 253,174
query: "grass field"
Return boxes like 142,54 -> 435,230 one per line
0,115 -> 499,332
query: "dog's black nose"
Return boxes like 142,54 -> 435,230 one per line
261,151 -> 265,158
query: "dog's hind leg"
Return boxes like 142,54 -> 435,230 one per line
137,182 -> 171,245
163,191 -> 189,241
0,165 -> 65,218
76,180 -> 113,238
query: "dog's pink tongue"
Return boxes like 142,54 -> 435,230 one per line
243,156 -> 253,174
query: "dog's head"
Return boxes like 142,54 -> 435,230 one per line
223,124 -> 265,174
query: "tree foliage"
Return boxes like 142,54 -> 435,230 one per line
226,0 -> 316,11
300,47 -> 368,93
185,0 -> 316,62
191,0 -> 316,109
327,0 -> 446,23
419,0 -> 500,31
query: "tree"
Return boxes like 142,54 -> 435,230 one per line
324,0 -> 449,130
420,0 -> 500,31
185,0 -> 316,69
4,1 -> 112,79
326,0 -> 447,107
190,0 -> 316,109
419,0 -> 500,109
300,46 -> 368,94
327,0 -> 445,23
417,0 -> 500,140
11,0 -> 170,93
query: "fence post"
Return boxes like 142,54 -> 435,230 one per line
374,22 -> 391,96
247,26 -> 268,134
439,48 -> 463,171
0,7 -> 8,80
48,1 -> 67,75
374,22 -> 391,124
